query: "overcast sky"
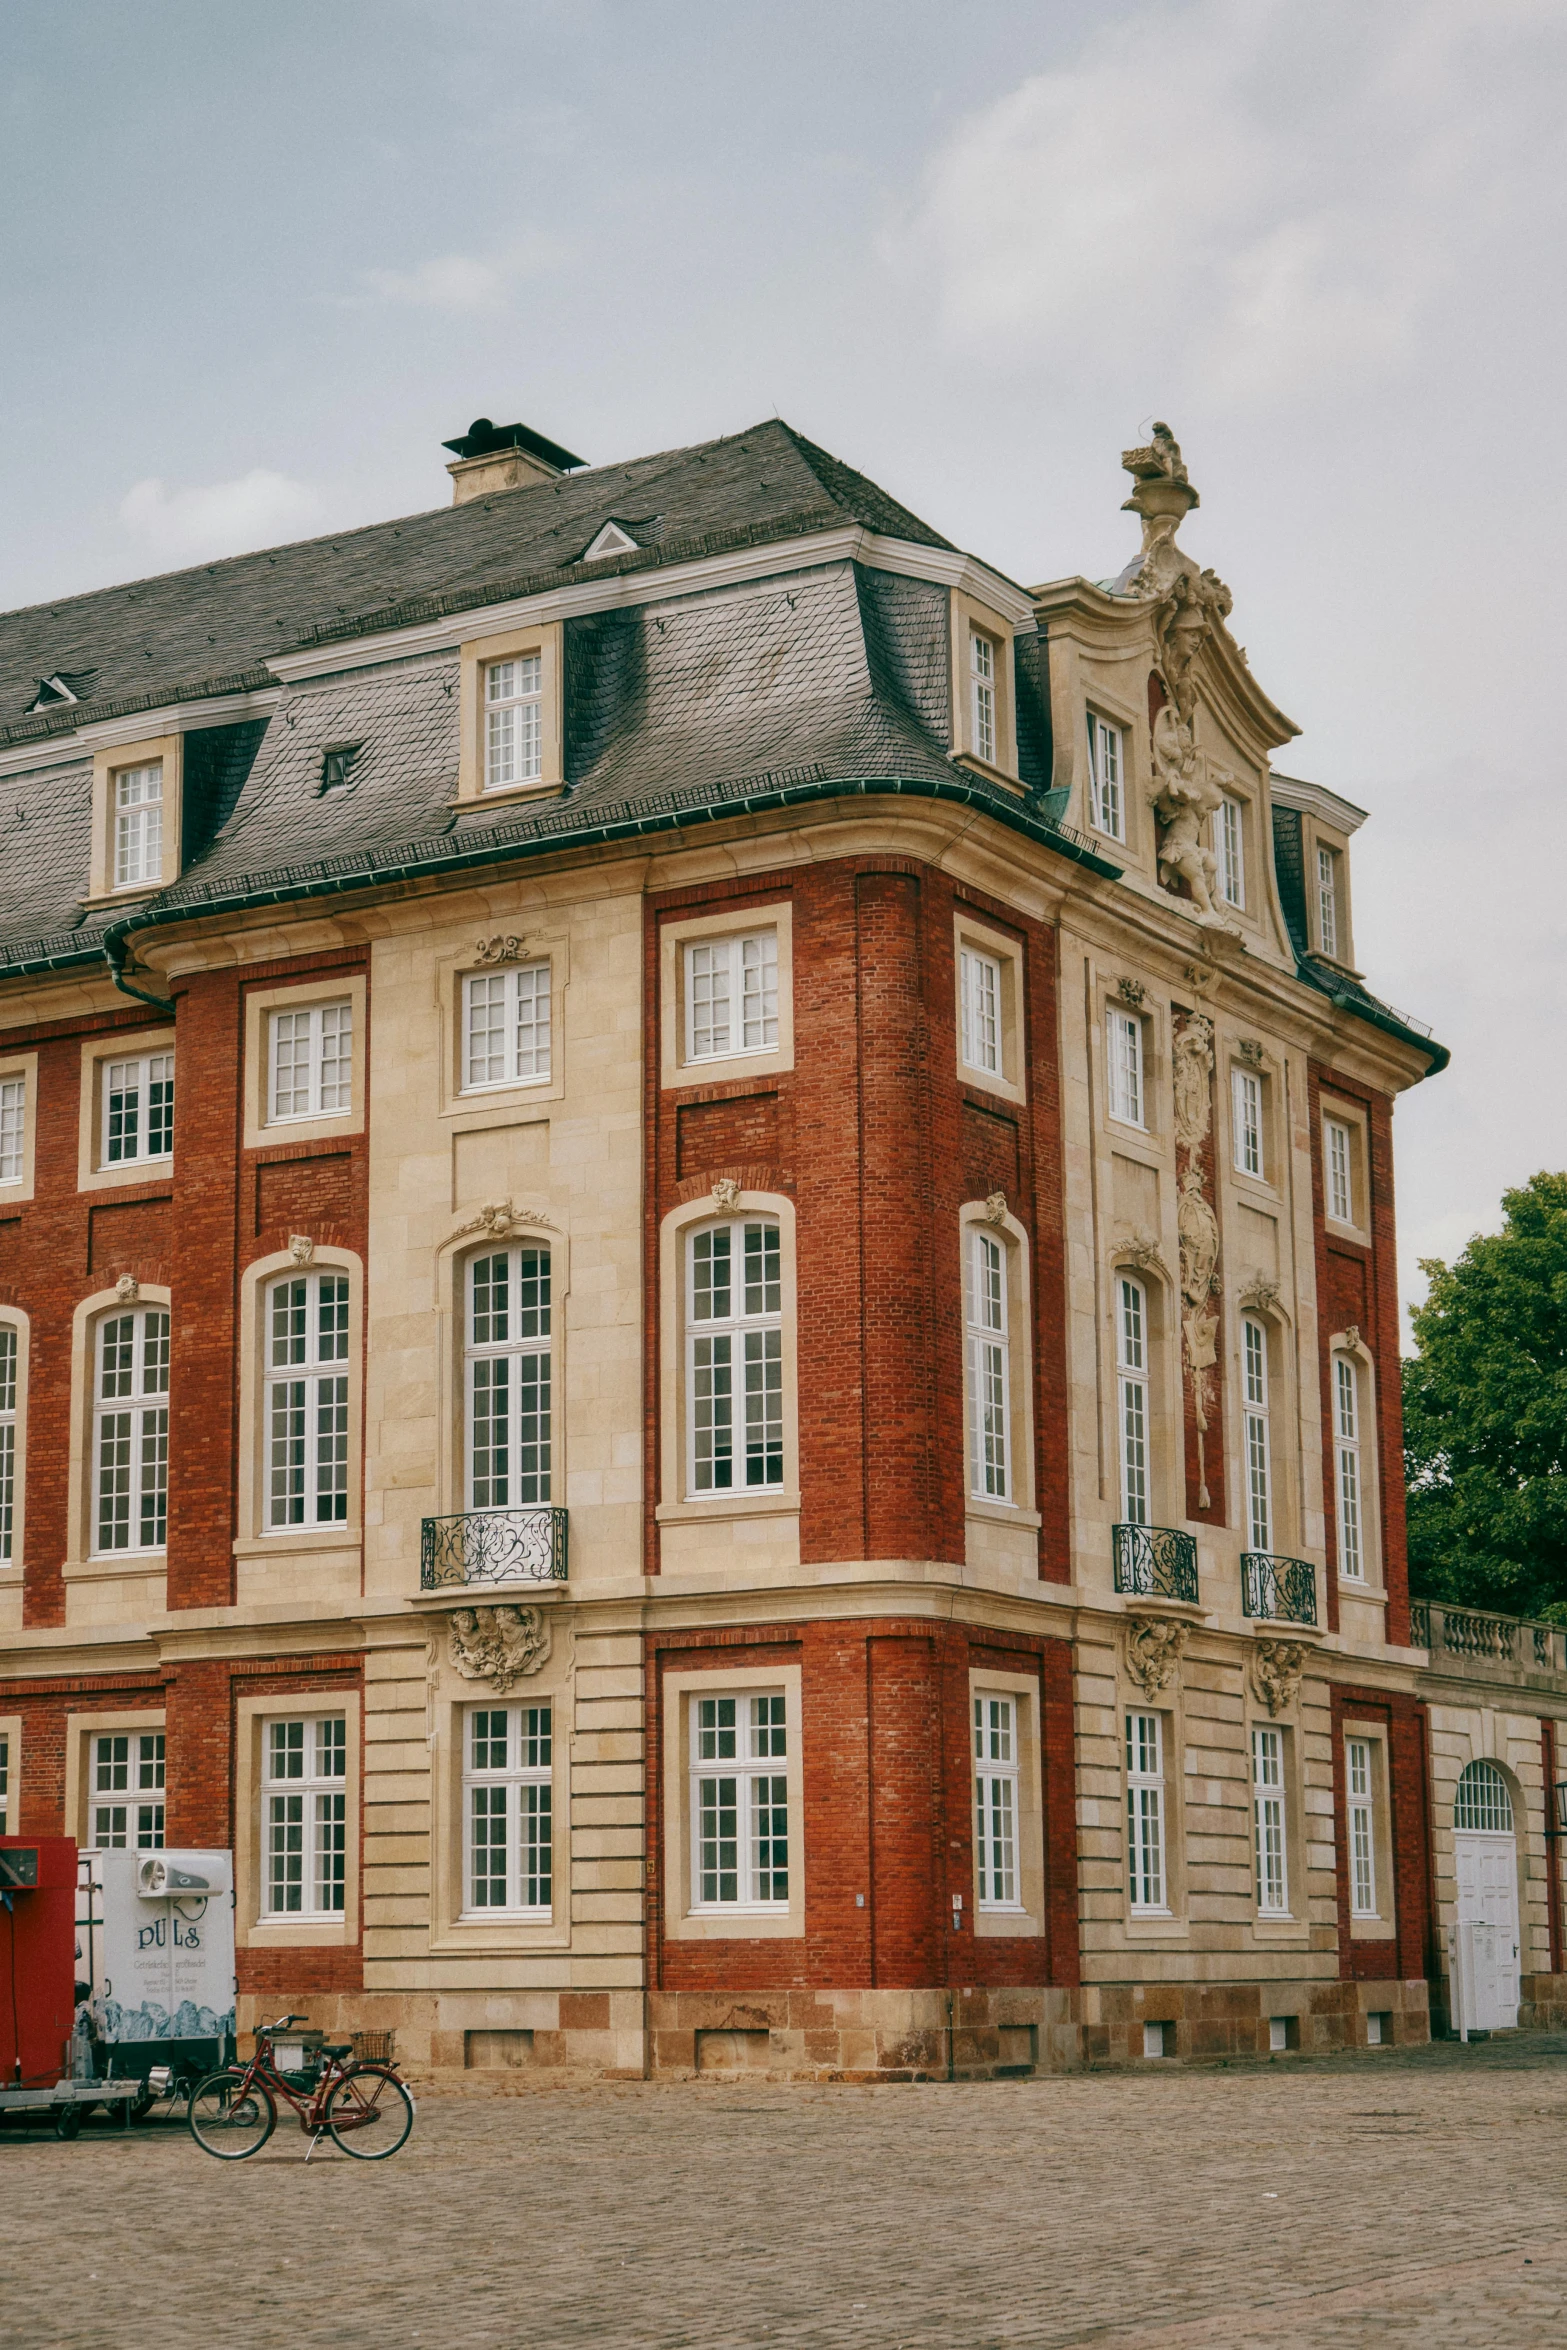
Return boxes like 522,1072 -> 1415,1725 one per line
3,0 -> 1564,1338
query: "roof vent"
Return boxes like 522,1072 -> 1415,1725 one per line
442,417 -> 587,505
27,668 -> 98,713
578,520 -> 639,563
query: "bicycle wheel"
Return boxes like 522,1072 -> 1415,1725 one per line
187,2070 -> 276,2159
323,2064 -> 414,2160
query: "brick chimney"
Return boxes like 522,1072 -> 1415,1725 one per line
443,418 -> 587,505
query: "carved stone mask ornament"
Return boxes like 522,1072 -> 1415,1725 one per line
1125,1616 -> 1189,1699
1251,1639 -> 1306,1717
448,1603 -> 552,1695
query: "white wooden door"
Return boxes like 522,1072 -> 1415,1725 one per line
1454,1830 -> 1520,2029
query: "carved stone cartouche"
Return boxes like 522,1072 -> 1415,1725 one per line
448,1603 -> 552,1695
1251,1639 -> 1306,1717
1125,1616 -> 1189,1698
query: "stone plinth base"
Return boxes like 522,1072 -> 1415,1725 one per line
647,1986 -> 1080,2081
1079,1975 -> 1429,2064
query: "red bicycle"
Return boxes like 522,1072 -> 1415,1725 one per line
187,2014 -> 415,2161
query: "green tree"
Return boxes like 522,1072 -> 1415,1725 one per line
1403,1171 -> 1567,1621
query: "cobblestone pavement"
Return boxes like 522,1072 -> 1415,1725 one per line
4,2033 -> 1567,2349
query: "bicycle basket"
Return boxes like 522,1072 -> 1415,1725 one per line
349,2029 -> 397,2065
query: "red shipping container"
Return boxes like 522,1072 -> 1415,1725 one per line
0,1837 -> 78,2089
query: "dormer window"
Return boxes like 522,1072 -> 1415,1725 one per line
320,745 -> 360,795
1086,714 -> 1125,842
970,631 -> 997,766
114,763 -> 163,889
484,656 -> 542,790
1316,846 -> 1341,957
579,520 -> 639,562
1216,795 -> 1244,909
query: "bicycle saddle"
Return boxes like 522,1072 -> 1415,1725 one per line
320,2043 -> 355,2059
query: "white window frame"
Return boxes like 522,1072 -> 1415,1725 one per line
1086,713 -> 1125,842
1347,1736 -> 1377,1916
89,1730 -> 165,1850
686,1218 -> 782,1498
974,1694 -> 1022,1910
970,630 -> 997,766
113,762 -> 163,889
965,1226 -> 1011,1503
267,999 -> 353,1124
683,931 -> 778,1065
461,961 -> 551,1092
261,1715 -> 347,1919
102,1050 -> 174,1167
1105,1008 -> 1144,1128
462,1701 -> 553,1918
689,1690 -> 789,1912
1334,1355 -> 1365,1581
1126,1710 -> 1167,1913
1316,844 -> 1340,957
92,1307 -> 169,1556
0,1730 -> 9,1833
959,946 -> 1003,1077
465,1244 -> 553,1509
0,1074 -> 24,1186
1325,1116 -> 1354,1226
0,1324 -> 15,1565
1252,1725 -> 1289,1916
1116,1275 -> 1150,1526
1242,1315 -> 1272,1552
264,1271 -> 351,1531
484,653 -> 543,791
1215,794 -> 1245,909
1232,1067 -> 1262,1179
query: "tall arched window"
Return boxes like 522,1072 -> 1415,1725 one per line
1242,1316 -> 1272,1550
466,1247 -> 552,1507
1115,1275 -> 1150,1525
686,1218 -> 781,1494
265,1271 -> 350,1528
93,1306 -> 169,1554
0,1322 -> 16,1563
1455,1759 -> 1514,1833
1334,1355 -> 1365,1580
966,1227 -> 1011,1501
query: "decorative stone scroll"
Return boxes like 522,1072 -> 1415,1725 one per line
1251,1638 -> 1306,1718
475,935 -> 530,965
447,1603 -> 552,1694
1173,1010 -> 1222,1509
454,1200 -> 555,1241
1125,1616 -> 1189,1698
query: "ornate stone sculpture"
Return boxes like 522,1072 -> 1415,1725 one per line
1172,1014 -> 1214,1153
983,1191 -> 1008,1228
1115,976 -> 1146,1008
114,1273 -> 140,1303
1341,1323 -> 1361,1350
1238,1275 -> 1281,1315
448,1603 -> 552,1694
1237,1039 -> 1266,1070
1119,423 -> 1234,727
1251,1639 -> 1306,1717
1173,1011 -> 1222,1507
454,1200 -> 554,1241
475,935 -> 530,964
1118,1230 -> 1172,1284
288,1233 -> 314,1266
710,1178 -> 742,1213
1125,1616 -> 1189,1697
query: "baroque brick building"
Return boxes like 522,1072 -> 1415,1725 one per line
1,414 -> 1561,2075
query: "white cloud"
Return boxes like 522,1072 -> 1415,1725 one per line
355,232 -> 566,312
119,469 -> 324,562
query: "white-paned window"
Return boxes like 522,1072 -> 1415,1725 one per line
113,763 -> 163,888
1325,1117 -> 1354,1224
1105,1009 -> 1144,1127
684,931 -> 778,1062
0,1324 -> 15,1563
262,1716 -> 347,1917
1126,1711 -> 1166,1912
1242,1316 -> 1272,1552
90,1731 -> 164,1849
974,1695 -> 1021,1909
1253,1727 -> 1289,1914
1116,1275 -> 1150,1526
1216,795 -> 1245,909
1316,845 -> 1340,956
0,1732 -> 8,1832
93,1309 -> 169,1554
971,631 -> 997,765
268,1000 -> 353,1123
484,654 -> 543,790
966,1227 -> 1010,1502
466,1248 -> 552,1508
462,962 -> 551,1090
691,1692 -> 788,1908
1347,1737 -> 1376,1916
265,1272 -> 350,1530
1335,1357 -> 1365,1580
1232,1067 -> 1262,1178
959,947 -> 1002,1076
0,1075 -> 24,1184
1086,714 -> 1124,841
687,1219 -> 782,1494
103,1052 -> 174,1165
464,1703 -> 552,1916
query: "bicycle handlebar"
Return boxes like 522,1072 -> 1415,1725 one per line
259,2013 -> 308,2034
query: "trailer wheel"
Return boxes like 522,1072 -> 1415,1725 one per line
53,2105 -> 84,2140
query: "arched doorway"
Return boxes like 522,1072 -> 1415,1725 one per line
1453,1761 -> 1521,2030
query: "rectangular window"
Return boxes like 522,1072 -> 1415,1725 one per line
966,1227 -> 1011,1502
113,763 -> 163,888
1316,845 -> 1340,957
684,932 -> 778,1063
1347,1737 -> 1376,1916
462,962 -> 551,1091
266,1272 -> 351,1529
1116,1275 -> 1149,1526
90,1730 -> 164,1850
959,947 -> 1002,1076
268,1000 -> 353,1123
102,1051 -> 175,1167
1232,1068 -> 1262,1179
262,1715 -> 347,1917
1335,1358 -> 1364,1580
1243,1316 -> 1271,1552
0,1732 -> 8,1833
463,1703 -> 552,1915
93,1308 -> 169,1554
1086,714 -> 1124,842
691,1691 -> 788,1908
466,1246 -> 552,1508
687,1220 -> 783,1495
1252,1726 -> 1289,1915
0,1324 -> 15,1564
484,654 -> 543,790
0,1075 -> 24,1184
1325,1117 -> 1354,1224
1216,795 -> 1245,909
1126,1710 -> 1166,1912
974,1695 -> 1021,1908
1105,1009 -> 1144,1128
970,632 -> 996,765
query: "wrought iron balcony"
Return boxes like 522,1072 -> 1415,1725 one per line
420,1506 -> 568,1591
1112,1524 -> 1199,1605
1410,1599 -> 1564,1681
1241,1552 -> 1318,1626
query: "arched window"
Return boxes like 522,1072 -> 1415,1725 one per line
466,1246 -> 552,1508
1333,1355 -> 1365,1580
966,1227 -> 1011,1501
92,1306 -> 169,1554
1455,1760 -> 1514,1833
0,1322 -> 16,1563
1242,1316 -> 1272,1550
1115,1275 -> 1149,1525
686,1218 -> 781,1495
265,1271 -> 350,1528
